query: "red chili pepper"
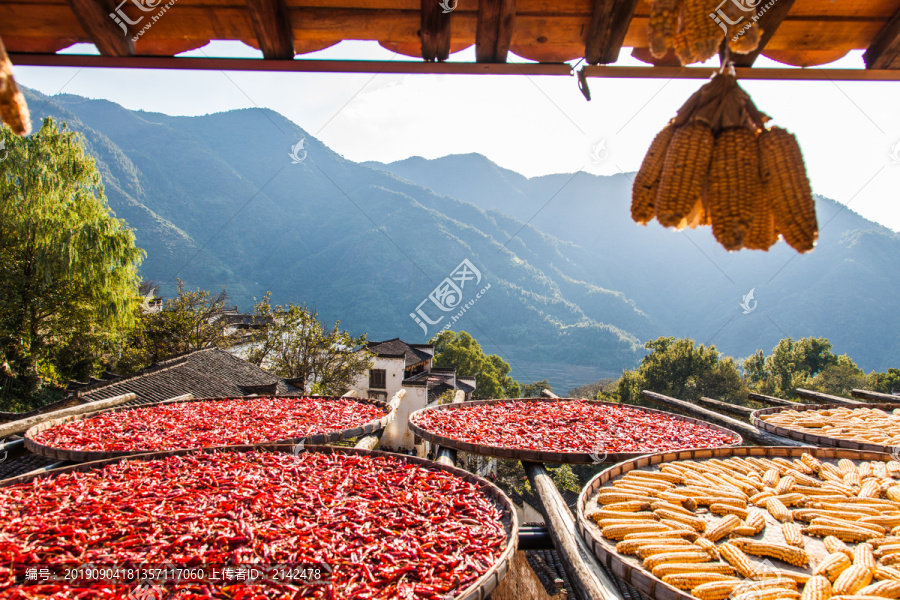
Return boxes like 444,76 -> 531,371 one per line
0,451 -> 507,599
412,400 -> 739,453
30,397 -> 387,453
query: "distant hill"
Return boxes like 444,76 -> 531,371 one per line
20,88 -> 899,391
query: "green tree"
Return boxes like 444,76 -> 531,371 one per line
429,331 -> 520,399
520,379 -> 551,398
246,293 -> 373,394
0,119 -> 143,395
809,355 -> 870,397
742,337 -> 839,398
616,337 -> 744,405
871,369 -> 900,395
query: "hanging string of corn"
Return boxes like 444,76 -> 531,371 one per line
0,34 -> 31,136
649,0 -> 762,65
630,65 -> 818,253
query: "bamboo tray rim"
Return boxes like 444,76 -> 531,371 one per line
0,443 -> 518,600
576,446 -> 895,600
751,402 -> 900,453
408,397 -> 744,464
24,394 -> 397,463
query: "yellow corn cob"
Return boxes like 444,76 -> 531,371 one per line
613,478 -> 673,492
775,493 -> 806,507
716,497 -> 752,509
783,522 -> 804,548
603,500 -> 654,512
806,502 -> 880,516
704,514 -> 742,542
696,537 -> 720,560
767,571 -> 812,585
658,490 -> 700,510
644,550 -> 715,571
638,543 -> 699,559
811,518 -> 885,537
727,4 -> 762,54
887,488 -> 900,504
777,476 -> 797,495
764,469 -> 783,488
825,536 -> 853,557
652,500 -> 696,516
753,491 -> 777,506
800,576 -> 834,600
798,486 -> 847,497
874,566 -> 900,582
656,508 -> 707,532
628,470 -> 683,484
870,538 -> 900,548
733,587 -> 801,600
767,498 -> 793,522
858,463 -> 874,478
597,491 -> 652,505
856,579 -> 900,598
624,529 -> 700,541
729,538 -> 809,567
807,524 -> 879,543
599,519 -> 661,528
707,127 -> 761,250
735,579 -> 799,595
652,562 -> 737,578
861,516 -> 900,529
746,509 -> 767,534
719,542 -> 762,578
855,544 -> 877,570
712,503 -> 751,519
693,579 -> 743,600
874,544 -> 900,558
677,0 -> 726,64
886,463 -> 900,478
648,0 -> 679,58
663,572 -> 738,590
795,509 -> 882,523
734,525 -> 759,536
613,482 -> 665,496
832,565 -> 874,596
845,472 -> 862,488
801,453 -> 823,473
815,553 -> 854,582
839,460 -> 858,476
602,522 -> 671,540
829,596 -> 900,600
793,458 -> 816,475
759,126 -> 817,253
617,537 -> 692,556
655,122 -> 714,228
592,509 -> 659,521
881,555 -> 900,567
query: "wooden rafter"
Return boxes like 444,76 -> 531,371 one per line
245,0 -> 295,60
584,0 -> 638,65
731,0 -> 797,68
67,0 -> 134,57
420,0 -> 450,62
475,0 -> 516,63
864,5 -> 900,69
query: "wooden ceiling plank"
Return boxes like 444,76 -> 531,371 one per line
584,0 -> 639,65
420,0 -> 450,62
731,0 -> 797,68
864,6 -> 900,69
476,0 -> 516,63
246,0 -> 295,59
66,0 -> 134,57
493,0 -> 516,62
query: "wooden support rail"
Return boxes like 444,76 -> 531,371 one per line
523,462 -> 623,600
851,389 -> 900,402
695,396 -> 755,419
794,388 -> 863,406
0,392 -> 137,439
747,392 -> 803,407
640,391 -> 809,447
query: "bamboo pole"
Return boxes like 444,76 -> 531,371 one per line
354,435 -> 380,450
851,389 -> 900,403
794,388 -> 863,406
747,392 -> 803,407
695,396 -> 755,418
151,393 -> 194,406
0,392 -> 137,439
353,389 -> 405,451
523,462 -> 623,600
640,391 -> 808,447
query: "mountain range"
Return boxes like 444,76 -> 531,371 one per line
16,87 -> 900,392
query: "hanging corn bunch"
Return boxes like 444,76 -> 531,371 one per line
0,34 -> 31,136
649,0 -> 763,65
630,68 -> 818,253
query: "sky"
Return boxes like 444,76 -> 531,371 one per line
14,39 -> 900,232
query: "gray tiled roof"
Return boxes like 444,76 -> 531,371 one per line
367,338 -> 432,367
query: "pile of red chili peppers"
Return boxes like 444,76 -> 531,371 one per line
412,400 -> 739,453
0,451 -> 507,599
30,397 -> 387,452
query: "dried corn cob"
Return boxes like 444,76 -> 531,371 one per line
729,538 -> 809,567
856,579 -> 900,598
712,503 -> 751,519
734,525 -> 759,536
832,565 -> 874,596
855,544 -> 877,570
733,587 -> 801,600
592,509 -> 659,521
656,122 -> 714,228
746,509 -> 767,534
753,491 -> 777,506
705,514 -> 742,542
707,127 -> 761,250
648,0 -> 679,58
874,566 -> 900,582
719,542 -> 762,578
652,562 -> 737,578
656,508 -> 707,532
811,518 -> 885,537
658,490 -> 700,510
694,579 -> 743,600
602,522 -> 672,540
800,576 -> 834,600
663,572 -> 739,590
735,579 -> 798,594
767,498 -> 793,522
603,500 -> 654,512
0,36 -> 32,136
759,126 -> 817,253
628,470 -> 684,484
775,493 -> 806,507
807,524 -> 879,543
839,460 -> 858,475
645,550 -> 715,570
696,538 -> 721,560
624,529 -> 700,541
783,522 -> 804,547
825,536 -> 853,557
777,476 -> 797,495
597,491 -> 652,504
815,553 -> 854,582
677,0 -> 726,64
639,543 -> 700,559
764,469 -> 783,488
617,537 -> 692,556
801,454 -> 823,473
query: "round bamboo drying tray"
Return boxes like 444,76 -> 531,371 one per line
752,402 -> 900,453
24,395 -> 396,462
0,443 -> 517,600
576,446 -> 893,600
409,398 -> 743,464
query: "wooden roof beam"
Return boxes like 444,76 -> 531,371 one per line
731,0 -> 796,68
420,0 -> 451,62
245,0 -> 295,60
475,0 -> 516,63
67,0 -> 134,57
584,0 -> 639,65
864,6 -> 900,69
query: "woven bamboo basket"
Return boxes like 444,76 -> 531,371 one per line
409,398 -> 743,464
24,395 -> 396,462
752,402 -> 900,453
0,444 -> 517,600
576,446 -> 893,600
